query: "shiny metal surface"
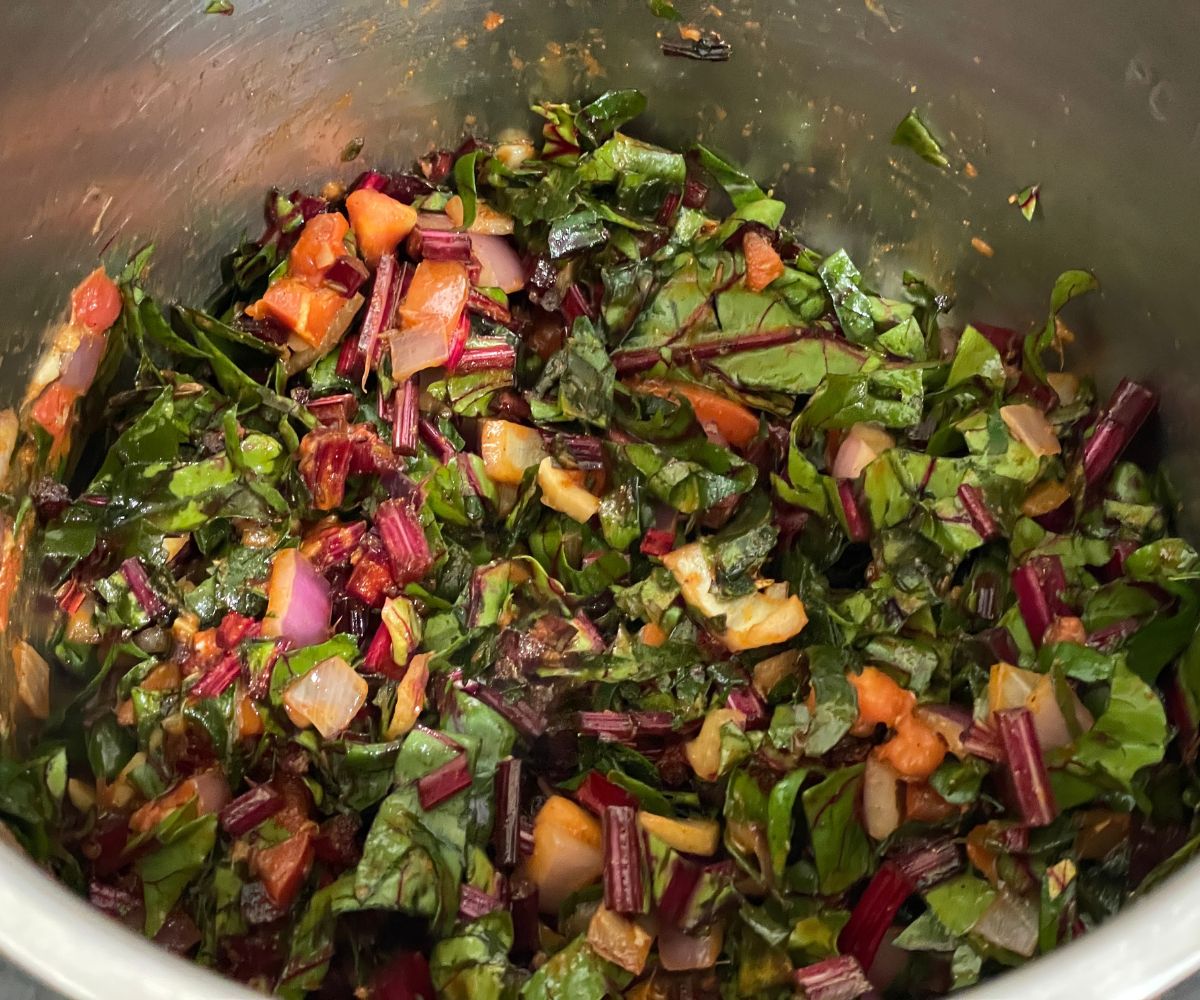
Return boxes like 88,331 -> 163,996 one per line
1,0 -> 1199,996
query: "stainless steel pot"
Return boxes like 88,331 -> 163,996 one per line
1,1 -> 1198,996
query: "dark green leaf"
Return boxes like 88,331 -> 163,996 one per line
802,764 -> 871,894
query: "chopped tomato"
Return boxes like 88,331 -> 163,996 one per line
742,230 -> 785,292
847,666 -> 916,737
30,381 -> 77,438
70,268 -> 122,333
288,212 -> 350,280
399,260 -> 471,330
246,278 -> 349,347
253,830 -> 315,909
346,189 -> 418,266
634,379 -> 760,450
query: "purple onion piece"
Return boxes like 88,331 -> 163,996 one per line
561,434 -> 605,471
996,707 -> 1058,827
727,686 -> 768,730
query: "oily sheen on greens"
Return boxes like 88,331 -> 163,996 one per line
7,90 -> 1199,1000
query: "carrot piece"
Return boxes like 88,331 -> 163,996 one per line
30,381 -> 77,438
70,267 -> 122,333
874,714 -> 948,780
288,212 -> 350,280
742,230 -> 785,292
847,666 -> 916,737
399,260 -> 471,328
236,690 -> 264,739
346,189 -> 418,266
254,830 -> 315,909
634,379 -> 760,449
521,795 -> 604,914
246,278 -> 348,347
639,622 -> 668,647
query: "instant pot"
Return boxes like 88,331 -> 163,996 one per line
1,1 -> 1198,996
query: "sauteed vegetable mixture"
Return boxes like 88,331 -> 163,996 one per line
4,90 -> 1198,998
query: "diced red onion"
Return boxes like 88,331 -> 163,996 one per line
417,752 -> 472,810
602,805 -> 645,915
973,322 -> 1023,362
219,784 -> 284,836
996,707 -> 1058,827
794,955 -> 873,1000
262,549 -> 332,647
683,176 -> 709,209
283,656 -> 367,738
472,233 -> 526,293
912,704 -> 973,758
837,862 -> 915,972
60,331 -> 106,394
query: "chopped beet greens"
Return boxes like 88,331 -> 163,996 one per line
5,90 -> 1195,999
